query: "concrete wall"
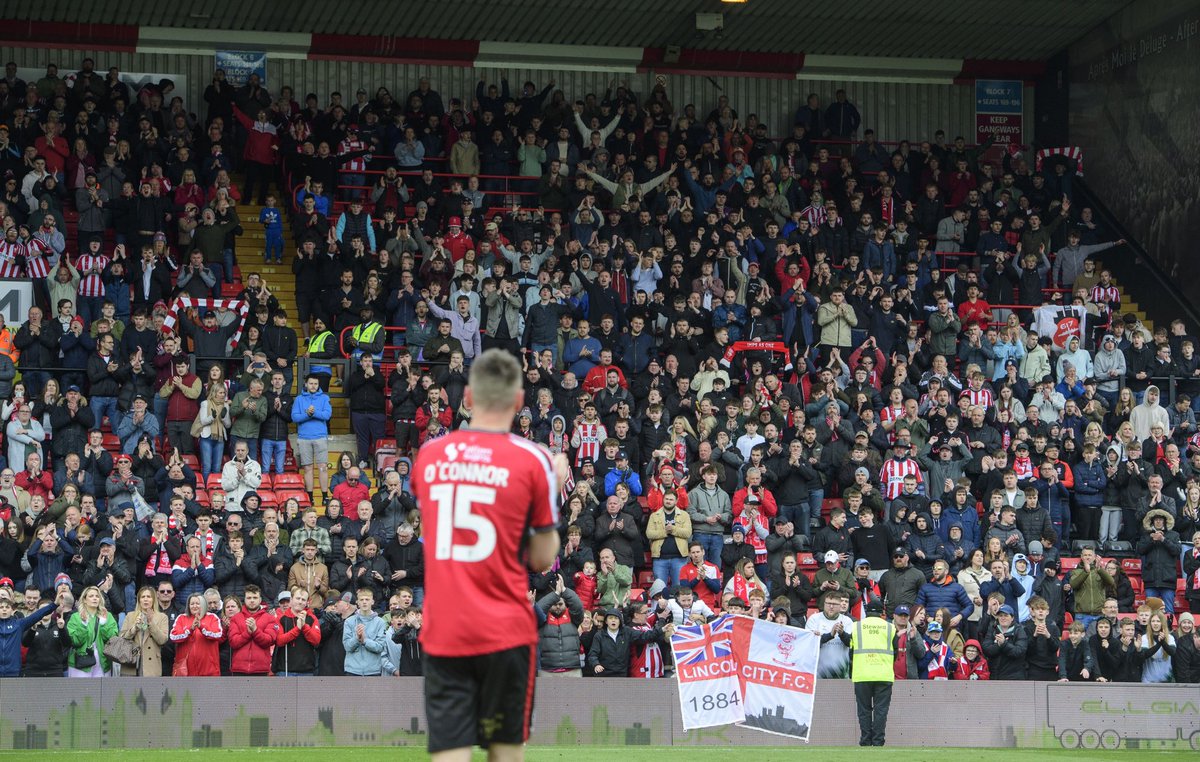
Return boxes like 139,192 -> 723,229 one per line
1,677 -> 1196,749
1068,0 -> 1200,304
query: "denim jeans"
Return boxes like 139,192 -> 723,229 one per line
694,533 -> 725,570
652,557 -> 688,588
199,437 -> 225,480
77,296 -> 104,325
779,503 -> 810,538
806,489 -> 825,534
261,439 -> 287,474
91,396 -> 121,432
208,262 -> 225,297
152,395 -> 169,433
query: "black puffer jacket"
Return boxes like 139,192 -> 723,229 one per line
536,590 -> 585,671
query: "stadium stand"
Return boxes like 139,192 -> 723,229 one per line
0,46 -> 1195,685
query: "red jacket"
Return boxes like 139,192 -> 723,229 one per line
232,106 -> 280,165
13,470 -> 53,502
332,481 -> 372,520
170,612 -> 223,676
227,605 -> 279,674
952,639 -> 991,680
275,608 -> 322,648
646,481 -> 689,512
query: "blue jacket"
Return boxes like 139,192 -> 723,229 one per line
1010,554 -> 1036,622
1034,478 -> 1072,542
915,576 -> 975,619
291,390 -> 332,439
0,603 -> 58,676
1071,458 -> 1107,507
564,336 -> 602,378
172,562 -> 216,600
603,467 -> 643,498
712,304 -> 749,343
978,575 -> 1025,615
26,539 -> 75,594
941,503 -> 980,548
342,610 -> 388,676
59,330 -> 95,370
616,331 -> 656,375
863,239 -> 896,284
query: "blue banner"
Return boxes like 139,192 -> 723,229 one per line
215,50 -> 267,87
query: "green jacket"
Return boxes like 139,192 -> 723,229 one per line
230,391 -> 270,439
596,564 -> 633,608
192,219 -> 240,262
1068,565 -> 1113,615
67,610 -> 119,671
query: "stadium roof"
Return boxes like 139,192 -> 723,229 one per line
21,0 -> 1132,61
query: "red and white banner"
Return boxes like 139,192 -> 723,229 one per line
162,297 -> 250,345
1035,146 -> 1085,177
718,340 -> 791,368
671,614 -> 819,741
1032,304 -> 1086,351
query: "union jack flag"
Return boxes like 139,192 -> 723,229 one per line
672,614 -> 734,666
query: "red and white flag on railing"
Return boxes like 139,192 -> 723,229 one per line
671,614 -> 819,741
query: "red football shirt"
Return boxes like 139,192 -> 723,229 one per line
414,429 -> 559,657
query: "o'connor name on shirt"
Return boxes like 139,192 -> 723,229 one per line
426,461 -> 510,486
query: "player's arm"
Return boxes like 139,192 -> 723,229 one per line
527,449 -> 567,570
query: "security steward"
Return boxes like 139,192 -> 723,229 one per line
305,316 -> 340,392
850,598 -> 896,746
345,305 -> 385,362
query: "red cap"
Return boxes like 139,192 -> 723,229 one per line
448,216 -> 462,227
0,577 -> 12,587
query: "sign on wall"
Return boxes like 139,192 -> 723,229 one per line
975,79 -> 1023,145
215,50 -> 268,87
0,279 -> 36,325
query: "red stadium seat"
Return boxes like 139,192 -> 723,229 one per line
1122,558 -> 1141,576
183,455 -> 200,472
1059,557 -> 1080,572
194,489 -> 210,507
636,571 -> 654,589
257,490 -> 278,507
102,433 -> 120,450
277,490 -> 312,508
798,553 -> 818,570
205,473 -> 223,491
274,473 -> 304,490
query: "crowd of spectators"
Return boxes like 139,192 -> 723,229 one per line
0,58 -> 1196,683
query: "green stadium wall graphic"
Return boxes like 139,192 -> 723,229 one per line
0,679 -> 1195,749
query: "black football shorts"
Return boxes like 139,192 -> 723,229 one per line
424,644 -> 536,752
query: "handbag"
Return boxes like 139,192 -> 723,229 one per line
104,633 -> 141,667
74,616 -> 99,670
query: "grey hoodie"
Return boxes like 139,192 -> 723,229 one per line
1052,241 -> 1119,288
1093,338 -> 1127,392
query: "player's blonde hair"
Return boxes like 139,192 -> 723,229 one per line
467,349 -> 523,412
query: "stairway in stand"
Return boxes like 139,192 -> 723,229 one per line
233,183 -> 358,507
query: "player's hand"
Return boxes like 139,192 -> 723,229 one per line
551,453 -> 570,491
